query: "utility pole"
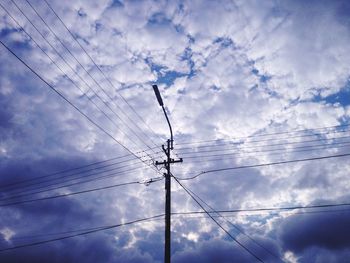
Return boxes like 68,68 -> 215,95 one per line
152,85 -> 182,263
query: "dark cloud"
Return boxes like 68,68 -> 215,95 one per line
290,246 -> 350,263
135,229 -> 163,261
0,95 -> 13,130
279,210 -> 350,253
0,232 -> 155,263
172,238 -> 280,263
0,155 -> 103,191
0,0 -> 350,262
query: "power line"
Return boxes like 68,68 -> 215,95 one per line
180,140 -> 350,160
173,176 -> 265,262
12,215 -> 167,241
11,226 -> 111,241
176,128 -> 350,152
176,152 -> 350,181
0,165 -> 150,203
0,155 -> 134,190
178,133 -> 350,155
0,32 -> 156,174
42,0 -> 163,146
172,208 -> 350,219
0,147 -> 161,191
180,143 -> 350,166
180,181 -> 281,261
23,0 -> 159,154
10,206 -> 350,243
172,202 -> 350,215
0,181 -> 137,207
0,152 -> 162,195
175,123 -> 350,146
0,176 -> 163,207
7,1 -> 158,161
1,2 -> 149,160
0,214 -> 165,252
8,208 -> 339,241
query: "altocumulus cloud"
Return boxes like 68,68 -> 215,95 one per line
0,0 -> 350,262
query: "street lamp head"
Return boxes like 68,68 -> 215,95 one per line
152,84 -> 164,107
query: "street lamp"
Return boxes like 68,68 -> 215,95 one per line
153,84 -> 173,149
152,84 -> 182,263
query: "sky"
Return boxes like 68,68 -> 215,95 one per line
0,0 -> 350,262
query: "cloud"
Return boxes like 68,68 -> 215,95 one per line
278,210 -> 350,262
1,0 -> 350,262
172,237 -> 281,263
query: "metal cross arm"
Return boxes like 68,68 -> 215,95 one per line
155,158 -> 183,166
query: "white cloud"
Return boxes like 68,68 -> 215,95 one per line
1,0 -> 350,262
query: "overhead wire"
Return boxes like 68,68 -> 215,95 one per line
173,142 -> 350,177
9,204 -> 350,243
0,17 -> 158,175
172,208 -> 350,219
172,202 -> 350,215
182,139 -> 350,159
0,146 -> 161,191
179,140 -> 350,160
2,1 -> 147,158
4,2 -> 349,258
0,164 -> 152,203
180,181 -> 282,261
42,0 -> 165,146
23,0 -> 160,155
0,214 -> 165,252
181,145 -> 349,166
7,0 -> 158,162
0,176 -> 163,207
175,152 -> 350,180
177,132 -> 350,154
0,151 -> 162,195
173,176 -> 265,263
176,127 -> 350,152
175,123 -> 350,146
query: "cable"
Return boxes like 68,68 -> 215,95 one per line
11,205 -> 350,243
1,151 -> 163,195
0,155 -> 135,190
0,165 -> 150,202
0,160 -> 144,199
172,208 -> 350,218
175,123 -> 350,146
176,128 -> 350,152
178,133 -> 350,155
42,0 -> 163,146
181,143 -> 350,167
7,1 -> 158,162
0,147 -> 161,191
176,152 -> 350,180
0,214 -> 165,252
10,206 -> 350,244
0,176 -> 163,207
11,215 -> 166,241
172,202 -> 350,215
0,33 -> 156,174
0,181 -> 137,207
180,140 -> 350,160
180,180 -> 281,261
173,177 -> 265,262
24,0 -> 160,154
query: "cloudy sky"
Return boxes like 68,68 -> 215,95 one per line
0,0 -> 350,262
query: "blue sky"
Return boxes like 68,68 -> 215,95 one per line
1,0 -> 350,262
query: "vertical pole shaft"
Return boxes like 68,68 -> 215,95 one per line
165,139 -> 171,263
